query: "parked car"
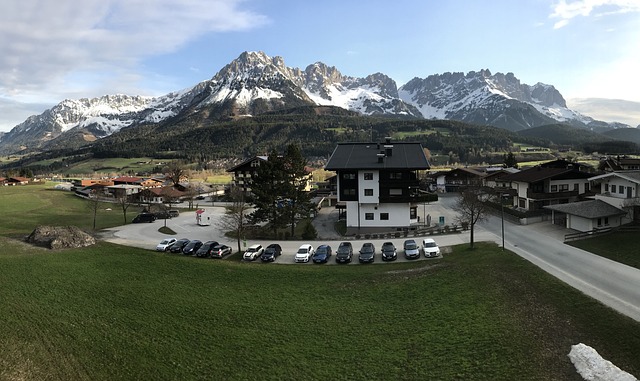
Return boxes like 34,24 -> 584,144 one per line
381,241 -> 397,261
294,244 -> 314,263
169,238 -> 190,253
153,210 -> 172,219
403,239 -> 420,259
243,244 -> 264,261
312,245 -> 332,263
168,210 -> 180,218
335,242 -> 353,264
422,238 -> 441,258
182,240 -> 203,255
358,242 -> 376,263
210,244 -> 232,258
195,240 -> 219,258
132,213 -> 156,223
156,238 -> 177,251
260,244 -> 282,262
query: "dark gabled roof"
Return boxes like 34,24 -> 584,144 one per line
325,142 -> 430,171
544,200 -> 626,219
446,167 -> 486,178
226,156 -> 268,173
501,167 -> 591,183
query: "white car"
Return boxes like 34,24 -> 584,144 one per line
294,244 -> 314,263
422,238 -> 441,258
243,244 -> 264,261
156,238 -> 177,251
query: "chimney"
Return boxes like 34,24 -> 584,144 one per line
384,137 -> 393,156
377,153 -> 385,163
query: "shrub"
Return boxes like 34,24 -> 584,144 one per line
301,221 -> 317,240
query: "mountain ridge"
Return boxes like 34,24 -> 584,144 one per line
0,51 -> 632,154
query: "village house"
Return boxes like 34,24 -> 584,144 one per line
324,139 -> 431,234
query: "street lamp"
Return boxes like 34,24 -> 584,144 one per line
501,193 -> 508,251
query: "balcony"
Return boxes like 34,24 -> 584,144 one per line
526,189 -> 578,200
379,193 -> 435,204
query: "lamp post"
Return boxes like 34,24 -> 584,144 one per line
500,193 -> 507,251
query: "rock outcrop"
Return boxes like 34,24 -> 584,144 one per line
26,225 -> 96,249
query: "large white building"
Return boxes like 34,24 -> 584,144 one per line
325,140 -> 430,234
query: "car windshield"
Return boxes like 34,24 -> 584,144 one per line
424,242 -> 437,248
405,243 -> 417,250
160,239 -> 172,244
298,249 -> 308,254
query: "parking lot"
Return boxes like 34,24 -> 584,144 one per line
99,195 -> 494,264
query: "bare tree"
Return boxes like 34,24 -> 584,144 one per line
116,194 -> 132,224
216,187 -> 251,254
86,189 -> 102,230
452,186 -> 491,249
164,161 -> 187,186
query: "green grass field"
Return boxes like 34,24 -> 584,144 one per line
568,230 -> 640,269
0,183 -> 146,236
1,184 -> 639,380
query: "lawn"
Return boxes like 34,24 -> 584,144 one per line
0,183 -> 146,237
568,230 -> 640,269
1,184 -> 639,380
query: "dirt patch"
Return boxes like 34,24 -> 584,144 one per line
26,225 -> 96,250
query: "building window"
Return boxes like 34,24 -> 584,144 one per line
604,217 -> 609,225
574,183 -> 579,191
410,207 -> 417,219
380,213 -> 389,220
619,186 -> 625,194
343,188 -> 356,196
605,183 -> 609,192
585,182 -> 590,192
364,189 -> 373,196
389,188 -> 403,196
519,198 -> 526,208
597,218 -> 602,226
611,185 -> 616,193
365,213 -> 374,220
551,185 -> 558,192
343,173 -> 356,180
389,172 -> 403,180
559,184 -> 569,191
364,173 -> 373,180
250,160 -> 260,167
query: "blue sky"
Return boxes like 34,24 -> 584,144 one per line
1,0 -> 639,131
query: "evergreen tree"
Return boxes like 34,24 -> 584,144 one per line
503,152 -> 518,168
280,144 -> 313,238
248,149 -> 288,237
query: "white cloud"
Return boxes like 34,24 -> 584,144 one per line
550,0 -> 640,28
0,0 -> 269,102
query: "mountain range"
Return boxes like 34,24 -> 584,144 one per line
0,51 -> 635,155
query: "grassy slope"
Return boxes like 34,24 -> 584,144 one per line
1,184 -> 639,380
0,184 -> 146,237
568,231 -> 640,269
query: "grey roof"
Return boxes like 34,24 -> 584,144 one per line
544,200 -> 626,219
325,142 -> 430,170
589,170 -> 640,184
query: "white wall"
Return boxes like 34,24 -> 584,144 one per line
358,170 -> 379,203
345,202 -> 410,228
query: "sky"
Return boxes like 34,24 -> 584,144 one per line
1,0 -> 640,132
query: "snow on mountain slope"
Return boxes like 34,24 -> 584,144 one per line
0,51 -> 628,154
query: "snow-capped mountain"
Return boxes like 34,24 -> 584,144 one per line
398,69 -> 596,131
0,51 -> 624,154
